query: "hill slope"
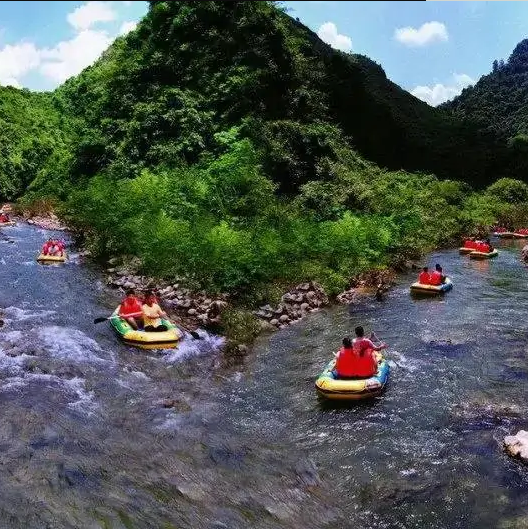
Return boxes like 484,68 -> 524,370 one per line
0,87 -> 70,199
48,0 -> 502,193
14,1 -> 524,302
443,39 -> 528,141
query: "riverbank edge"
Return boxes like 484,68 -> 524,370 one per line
20,209 -> 419,351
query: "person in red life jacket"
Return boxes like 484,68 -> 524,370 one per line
55,239 -> 65,257
418,266 -> 430,285
118,289 -> 144,330
41,238 -> 53,255
429,264 -> 445,286
334,327 -> 387,379
0,212 -> 9,223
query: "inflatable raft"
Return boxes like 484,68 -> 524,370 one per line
315,352 -> 390,401
110,308 -> 182,349
496,232 -> 515,239
0,221 -> 15,227
469,249 -> 498,259
459,247 -> 474,254
410,277 -> 452,295
36,252 -> 67,263
514,233 -> 528,239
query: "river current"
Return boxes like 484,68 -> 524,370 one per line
1,224 -> 528,528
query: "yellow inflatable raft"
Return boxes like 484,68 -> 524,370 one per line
459,247 -> 474,254
410,277 -> 452,295
315,352 -> 390,401
37,252 -> 67,263
469,249 -> 498,259
110,308 -> 182,350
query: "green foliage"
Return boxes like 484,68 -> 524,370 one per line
486,178 -> 528,203
8,0 -> 528,301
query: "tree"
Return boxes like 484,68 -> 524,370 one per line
492,59 -> 498,72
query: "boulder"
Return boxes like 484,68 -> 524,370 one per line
298,283 -> 311,291
269,319 -> 279,326
504,430 -> 528,462
300,302 -> 310,312
187,308 -> 197,316
279,314 -> 290,323
522,245 -> 528,262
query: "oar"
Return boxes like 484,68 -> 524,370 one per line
175,320 -> 201,340
93,311 -> 142,324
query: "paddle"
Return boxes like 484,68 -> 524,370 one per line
93,312 -> 201,339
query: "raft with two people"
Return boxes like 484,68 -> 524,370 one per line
315,328 -> 390,401
0,211 -> 15,227
410,264 -> 453,295
94,289 -> 199,350
37,238 -> 67,263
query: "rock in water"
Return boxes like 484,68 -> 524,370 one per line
522,245 -> 528,262
504,430 -> 528,461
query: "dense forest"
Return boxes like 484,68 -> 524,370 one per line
7,1 -> 528,300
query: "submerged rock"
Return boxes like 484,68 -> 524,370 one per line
504,430 -> 528,462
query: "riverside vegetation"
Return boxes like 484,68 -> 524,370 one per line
8,1 -> 528,343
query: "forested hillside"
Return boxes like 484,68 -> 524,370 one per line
47,0 -> 502,193
8,1 -> 528,300
0,88 -> 70,199
443,39 -> 528,179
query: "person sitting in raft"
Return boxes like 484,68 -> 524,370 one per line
41,238 -> 53,255
418,266 -> 430,285
142,290 -> 168,332
334,327 -> 387,379
118,289 -> 144,330
429,264 -> 446,285
48,239 -> 62,256
0,212 -> 9,223
55,239 -> 65,257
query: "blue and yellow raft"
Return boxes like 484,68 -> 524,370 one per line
410,277 -> 452,295
315,352 -> 390,401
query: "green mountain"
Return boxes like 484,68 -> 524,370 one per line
9,1 -> 525,301
43,0 -> 502,196
443,39 -> 528,140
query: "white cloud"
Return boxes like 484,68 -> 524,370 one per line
119,20 -> 137,36
411,73 -> 474,106
0,1 -> 145,89
40,29 -> 113,83
0,43 -> 41,87
394,21 -> 448,47
67,1 -> 117,31
317,22 -> 352,52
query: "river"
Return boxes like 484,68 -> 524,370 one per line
1,224 -> 528,528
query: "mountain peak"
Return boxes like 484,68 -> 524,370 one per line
508,38 -> 528,66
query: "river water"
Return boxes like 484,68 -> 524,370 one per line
1,225 -> 528,528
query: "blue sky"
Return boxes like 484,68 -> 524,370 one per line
2,1 -> 528,104
0,1 -> 147,91
283,1 -> 528,105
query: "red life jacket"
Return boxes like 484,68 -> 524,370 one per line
119,297 -> 143,317
419,271 -> 430,284
430,270 -> 442,286
335,342 -> 377,378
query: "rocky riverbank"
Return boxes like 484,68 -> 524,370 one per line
104,255 -> 399,347
24,213 -> 68,231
